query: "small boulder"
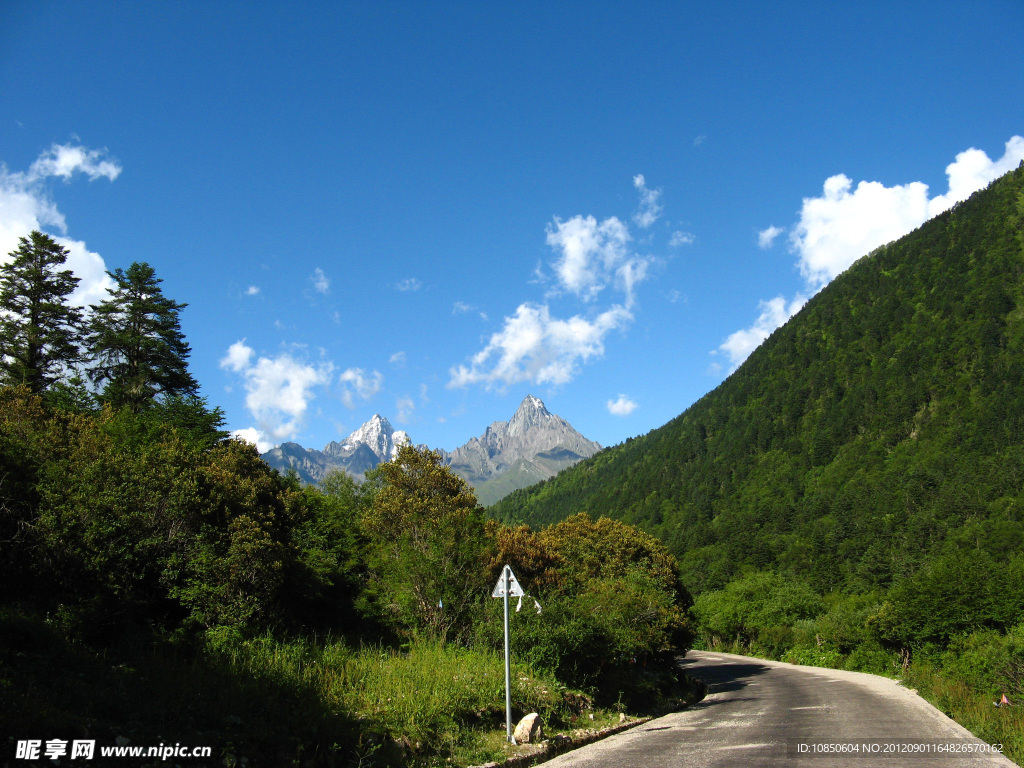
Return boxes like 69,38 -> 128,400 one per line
513,712 -> 544,743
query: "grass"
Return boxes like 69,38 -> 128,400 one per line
217,635 -> 586,766
903,660 -> 1023,766
0,609 -> 598,767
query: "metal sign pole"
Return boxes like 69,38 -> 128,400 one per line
492,564 -> 523,745
503,565 -> 513,743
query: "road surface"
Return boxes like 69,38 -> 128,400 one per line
540,650 -> 1018,767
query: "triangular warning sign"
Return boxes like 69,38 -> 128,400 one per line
492,566 -> 524,598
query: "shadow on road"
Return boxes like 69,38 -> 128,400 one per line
678,654 -> 773,697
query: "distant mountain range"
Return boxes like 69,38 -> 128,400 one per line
259,395 -> 601,505
261,414 -> 410,484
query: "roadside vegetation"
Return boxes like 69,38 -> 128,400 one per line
0,383 -> 695,765
0,229 -> 697,765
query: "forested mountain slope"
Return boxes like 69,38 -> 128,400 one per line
493,163 -> 1024,596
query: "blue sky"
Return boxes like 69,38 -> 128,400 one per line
2,1 -> 1022,453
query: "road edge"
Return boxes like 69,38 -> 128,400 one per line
468,716 -> 655,768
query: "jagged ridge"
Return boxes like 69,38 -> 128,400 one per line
261,414 -> 408,484
260,396 -> 601,504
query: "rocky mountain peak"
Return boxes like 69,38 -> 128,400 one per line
508,394 -> 553,436
440,395 -> 602,504
262,396 -> 599,505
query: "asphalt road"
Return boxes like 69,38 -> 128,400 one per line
540,650 -> 1018,767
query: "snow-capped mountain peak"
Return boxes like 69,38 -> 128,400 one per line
337,414 -> 409,462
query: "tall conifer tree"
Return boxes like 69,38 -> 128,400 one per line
88,261 -> 198,411
0,231 -> 84,393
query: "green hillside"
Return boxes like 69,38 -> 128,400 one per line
494,162 -> 1024,598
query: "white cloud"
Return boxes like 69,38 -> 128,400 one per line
791,135 -> 1024,290
632,174 -> 663,229
614,258 -> 649,305
757,225 -> 784,249
29,144 -> 122,182
0,177 -> 65,248
722,135 -> 1024,370
694,135 -> 707,146
546,215 -> 630,302
716,295 -> 807,373
231,427 -> 274,454
221,339 -> 254,372
929,136 -> 1024,216
791,174 -> 930,289
669,230 -> 695,247
338,367 -> 383,408
310,267 -> 330,294
395,396 -> 415,424
246,285 -> 260,296
396,277 -> 421,291
545,214 -> 652,308
448,302 -> 632,389
219,341 -> 334,441
56,236 -> 117,307
452,300 -> 488,321
389,351 -> 406,367
0,143 -> 121,307
607,394 -> 638,416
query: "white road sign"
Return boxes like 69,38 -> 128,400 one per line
492,568 -> 524,598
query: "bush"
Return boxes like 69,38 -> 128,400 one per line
0,386 -> 348,640
875,550 -> 1024,647
843,642 -> 899,676
359,445 -> 492,641
940,625 -> 1024,698
478,515 -> 692,706
781,647 -> 843,668
691,570 -> 823,648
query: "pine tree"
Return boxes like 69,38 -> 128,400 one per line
0,230 -> 84,393
88,261 -> 198,411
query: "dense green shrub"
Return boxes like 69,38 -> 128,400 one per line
691,570 -> 822,648
780,647 -> 843,668
874,551 -> 1024,647
478,513 -> 692,705
0,386 -> 361,640
359,445 -> 493,642
940,625 -> 1024,698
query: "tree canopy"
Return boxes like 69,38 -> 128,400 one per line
360,444 -> 491,640
0,231 -> 83,393
88,261 -> 198,411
